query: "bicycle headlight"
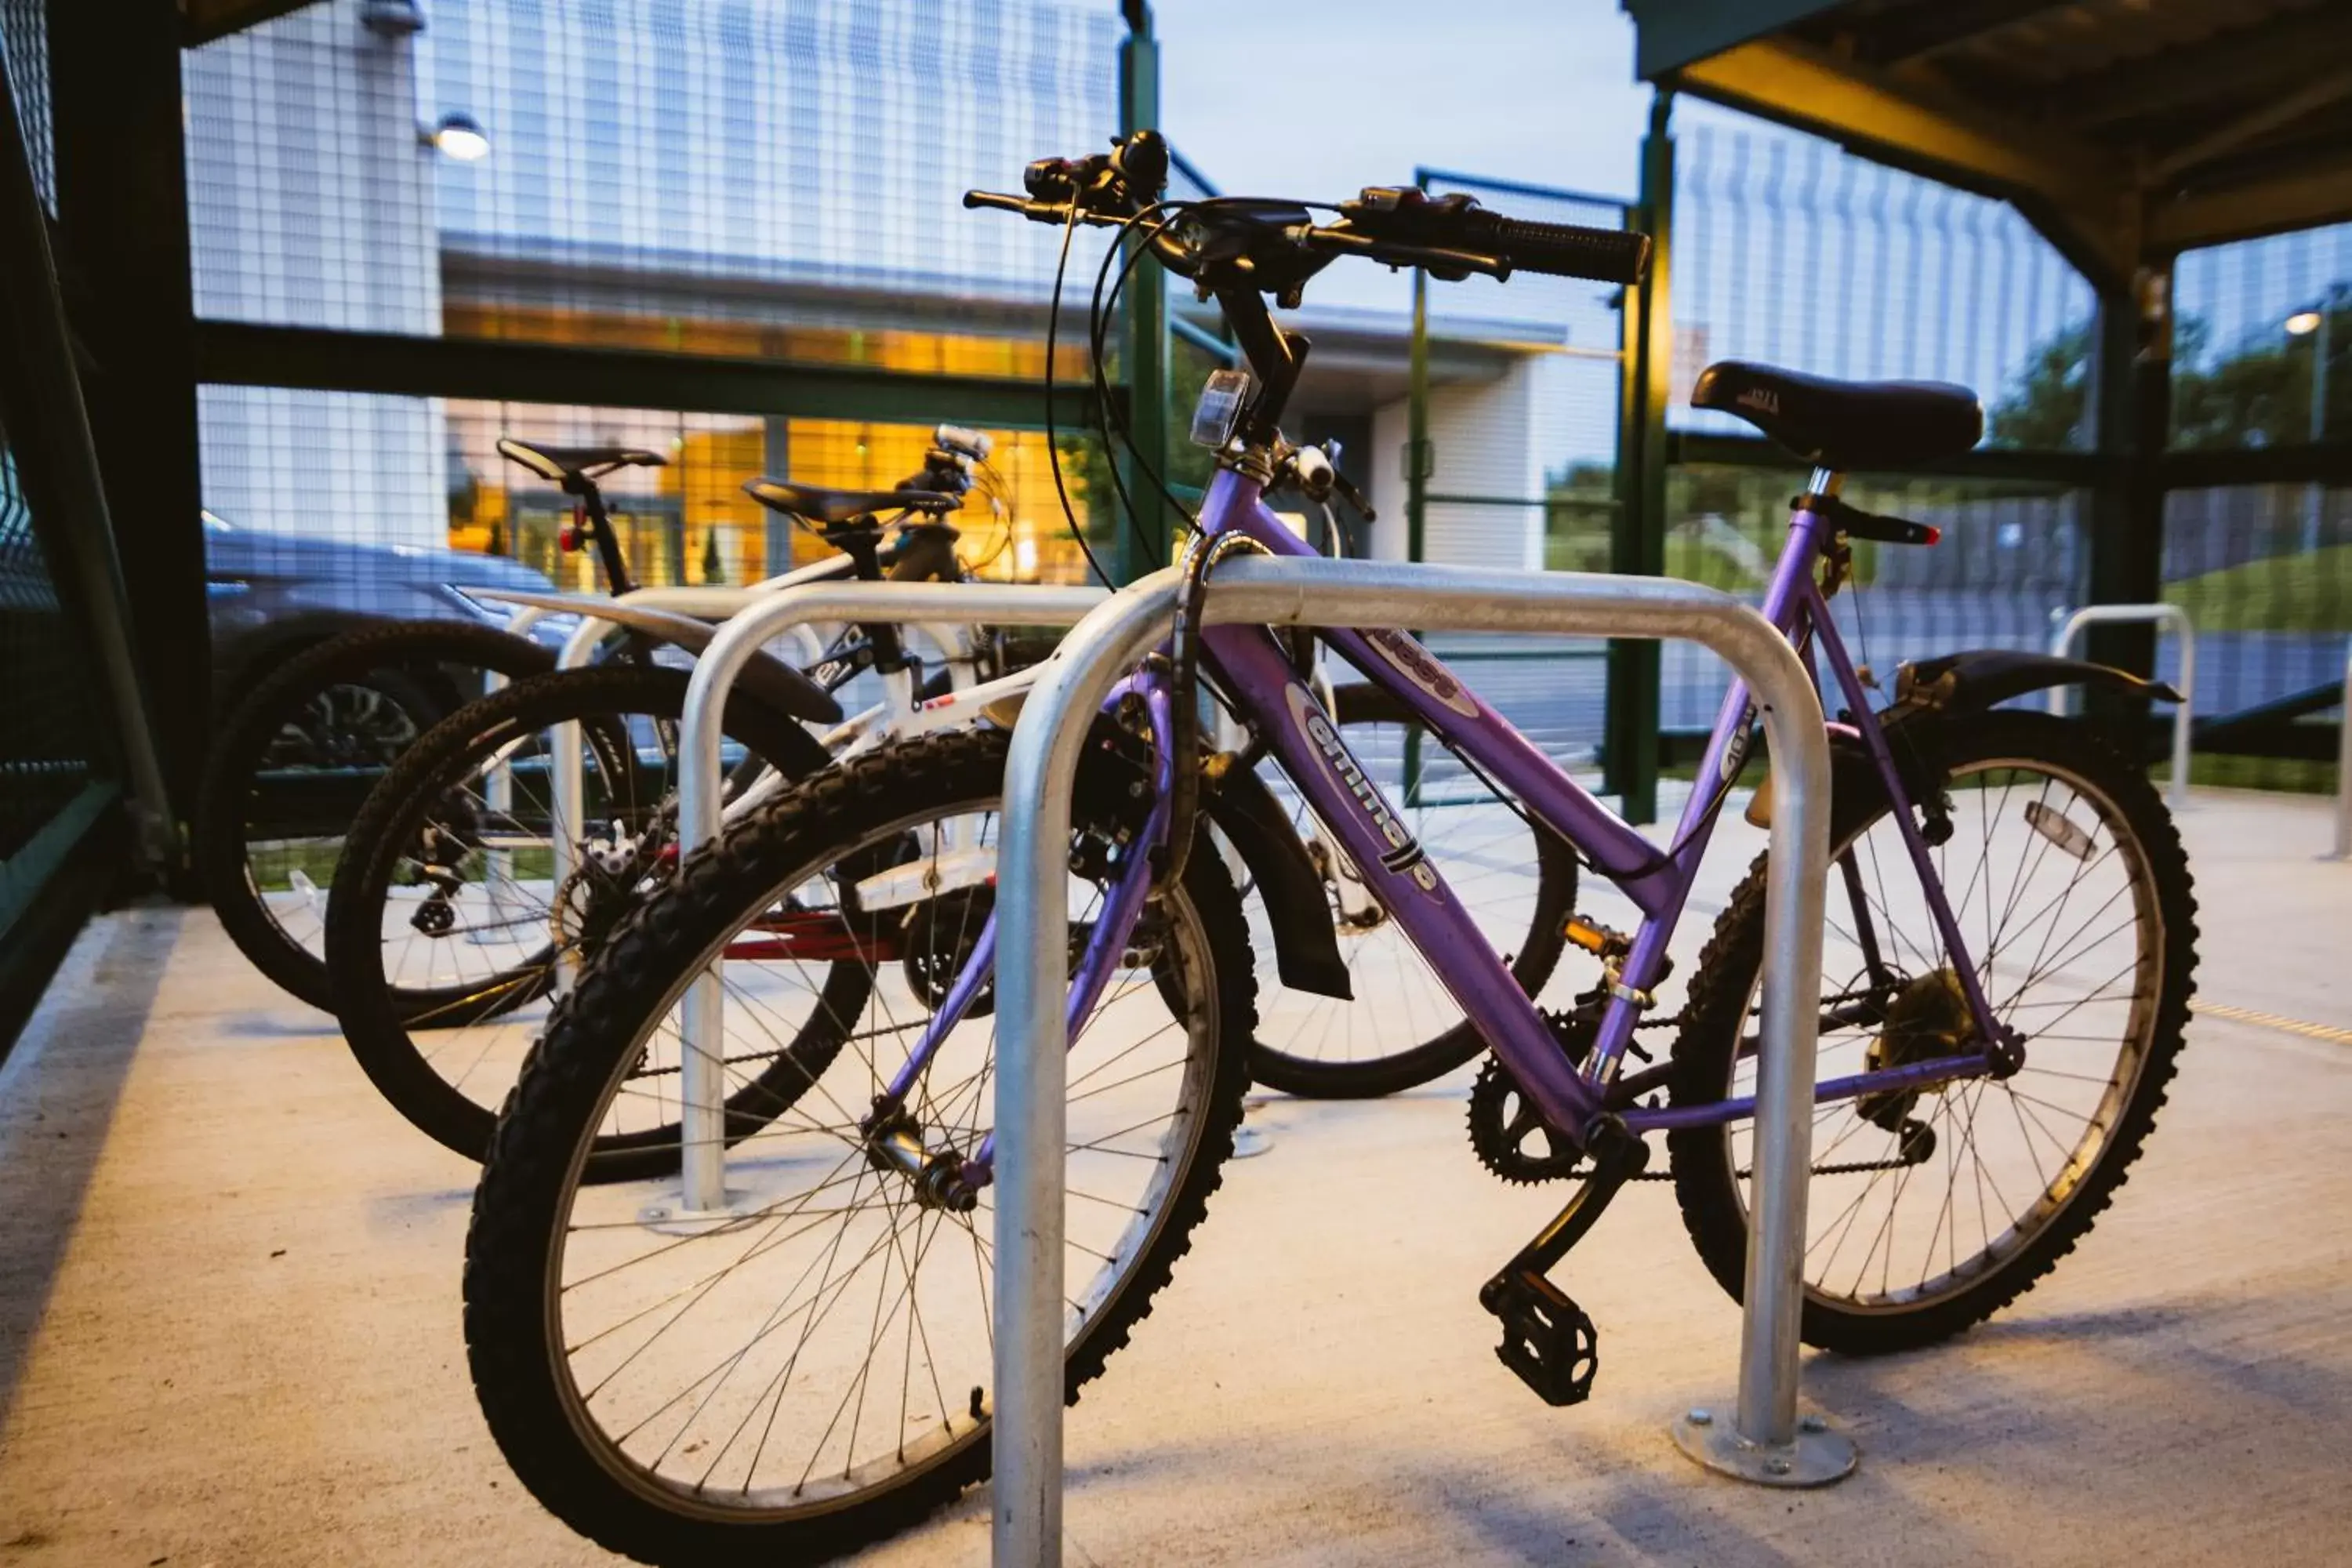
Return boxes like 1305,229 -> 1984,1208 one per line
1189,368 -> 1251,449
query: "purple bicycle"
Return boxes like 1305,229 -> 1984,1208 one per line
462,132 -> 2196,1563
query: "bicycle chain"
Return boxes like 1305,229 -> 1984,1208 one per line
1468,1008 -> 1922,1185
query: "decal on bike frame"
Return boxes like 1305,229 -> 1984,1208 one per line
1283,681 -> 1440,896
1362,628 -> 1481,720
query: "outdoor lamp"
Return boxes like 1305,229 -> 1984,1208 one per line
361,0 -> 426,37
423,113 -> 490,162
2287,310 -> 2324,336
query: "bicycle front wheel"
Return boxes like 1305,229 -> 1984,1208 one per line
1665,709 -> 2197,1354
1243,681 -> 1579,1098
463,727 -> 1254,1562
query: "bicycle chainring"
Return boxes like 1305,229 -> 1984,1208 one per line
1467,1011 -> 1598,1185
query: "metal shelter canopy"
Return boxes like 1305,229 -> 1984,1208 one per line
1621,0 -> 2352,288
183,0 -> 329,48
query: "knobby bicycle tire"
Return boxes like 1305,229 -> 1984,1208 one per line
325,665 -> 831,1174
197,620 -> 557,1012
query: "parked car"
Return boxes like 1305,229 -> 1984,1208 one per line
203,509 -> 574,753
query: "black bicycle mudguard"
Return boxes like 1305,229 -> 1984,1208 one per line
1203,760 -> 1353,1000
1750,651 -> 2180,830
1893,648 -> 2182,716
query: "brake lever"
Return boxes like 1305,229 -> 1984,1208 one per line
964,190 -> 1063,224
1330,468 -> 1377,524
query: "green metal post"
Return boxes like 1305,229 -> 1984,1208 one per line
0,26 -> 169,866
1407,235 -> 1432,565
2085,263 -> 2171,717
1115,2 -> 1171,584
1607,92 -> 1672,825
47,0 -> 207,857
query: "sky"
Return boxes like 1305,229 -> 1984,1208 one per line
1156,0 -> 1648,202
1153,0 -> 1651,312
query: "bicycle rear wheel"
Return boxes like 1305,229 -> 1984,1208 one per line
1666,710 -> 2196,1353
197,620 -> 554,1011
1243,681 -> 1578,1098
324,665 -> 834,1173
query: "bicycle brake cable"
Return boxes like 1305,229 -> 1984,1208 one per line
1087,204 -> 1202,563
1042,202 -> 1118,589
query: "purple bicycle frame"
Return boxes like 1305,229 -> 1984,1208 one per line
1179,465 -> 2004,1145
898,463 -> 2005,1177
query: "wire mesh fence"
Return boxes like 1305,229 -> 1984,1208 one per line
1672,112 -> 2097,448
0,0 -> 49,213
0,421 -> 105,862
0,9 -> 105,867
2169,225 -> 2352,788
186,0 -> 1117,348
1395,172 -> 1630,774
162,4 -> 2352,804
1665,105 -> 2348,797
1654,466 -> 2091,738
1661,111 -> 2096,755
180,0 -> 1132,726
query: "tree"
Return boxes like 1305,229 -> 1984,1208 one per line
1990,313 -> 2350,452
1987,323 -> 2093,450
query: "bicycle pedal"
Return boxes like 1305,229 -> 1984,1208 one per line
1483,1269 -> 1599,1407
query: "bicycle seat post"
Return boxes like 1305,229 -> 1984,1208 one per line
563,471 -> 637,597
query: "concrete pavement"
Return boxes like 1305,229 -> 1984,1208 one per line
0,786 -> 2346,1566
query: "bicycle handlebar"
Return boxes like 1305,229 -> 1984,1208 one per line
965,131 -> 1651,448
963,135 -> 1650,292
1340,186 -> 1649,285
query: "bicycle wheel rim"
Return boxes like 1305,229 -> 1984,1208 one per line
1717,750 -> 2164,1314
539,800 -> 1226,1519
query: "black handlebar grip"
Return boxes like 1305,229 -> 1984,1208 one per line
1487,218 -> 1650,285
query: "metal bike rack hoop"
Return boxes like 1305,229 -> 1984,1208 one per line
501,586 -> 829,924
659,582 -> 1108,1216
2049,603 -> 2196,813
993,557 -> 1842,1566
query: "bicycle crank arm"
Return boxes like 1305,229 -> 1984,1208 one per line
1479,1117 -> 1647,1408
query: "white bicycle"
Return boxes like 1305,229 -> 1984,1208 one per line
318,433 -> 1574,1170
